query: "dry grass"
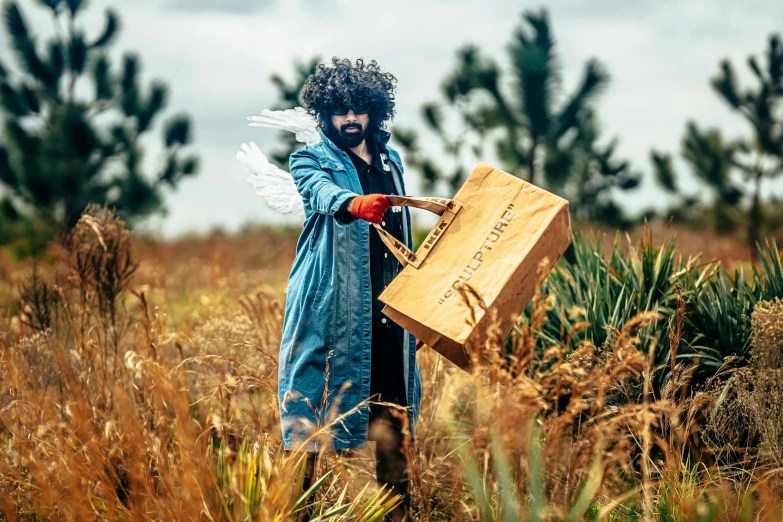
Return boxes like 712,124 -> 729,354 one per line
706,298 -> 783,470
0,209 -> 782,521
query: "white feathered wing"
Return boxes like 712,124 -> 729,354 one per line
237,107 -> 320,215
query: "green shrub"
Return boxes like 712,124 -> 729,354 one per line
527,233 -> 783,391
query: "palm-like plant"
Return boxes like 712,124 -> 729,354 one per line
684,239 -> 783,378
531,232 -> 783,392
534,231 -> 687,375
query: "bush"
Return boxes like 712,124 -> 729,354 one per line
530,231 -> 783,394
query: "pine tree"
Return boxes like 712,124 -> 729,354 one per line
651,34 -> 783,255
0,0 -> 199,248
712,34 -> 783,253
651,123 -> 743,233
393,8 -> 639,227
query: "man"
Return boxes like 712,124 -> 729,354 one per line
278,57 -> 421,521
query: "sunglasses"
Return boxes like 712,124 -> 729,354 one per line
330,101 -> 369,116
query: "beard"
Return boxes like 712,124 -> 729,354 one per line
327,121 -> 369,149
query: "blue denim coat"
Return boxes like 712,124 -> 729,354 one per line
278,128 -> 421,450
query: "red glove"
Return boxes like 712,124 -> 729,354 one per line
350,194 -> 391,224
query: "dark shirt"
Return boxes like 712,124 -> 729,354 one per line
334,135 -> 406,327
333,133 -> 407,405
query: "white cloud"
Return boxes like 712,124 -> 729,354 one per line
161,0 -> 275,13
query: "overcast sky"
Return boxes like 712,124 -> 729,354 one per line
9,0 -> 783,238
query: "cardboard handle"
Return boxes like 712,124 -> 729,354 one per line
385,196 -> 460,216
372,196 -> 461,268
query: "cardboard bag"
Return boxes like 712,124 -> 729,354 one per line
374,163 -> 572,371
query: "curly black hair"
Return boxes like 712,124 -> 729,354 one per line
300,57 -> 397,130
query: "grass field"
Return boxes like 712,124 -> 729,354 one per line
1,208 -> 782,521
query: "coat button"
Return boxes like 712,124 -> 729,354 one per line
381,221 -> 386,226
362,259 -> 368,264
381,318 -> 387,324
362,235 -> 367,239
364,331 -> 369,337
364,283 -> 369,288
364,355 -> 369,360
384,253 -> 388,258
363,378 -> 368,384
364,307 -> 370,312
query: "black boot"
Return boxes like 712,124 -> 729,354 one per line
369,405 -> 411,522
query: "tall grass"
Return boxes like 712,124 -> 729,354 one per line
0,207 -> 782,520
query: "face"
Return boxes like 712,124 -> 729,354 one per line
329,107 -> 370,148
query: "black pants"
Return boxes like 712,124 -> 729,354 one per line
294,327 -> 410,520
368,404 -> 410,513
368,322 -> 410,512
292,409 -> 410,521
